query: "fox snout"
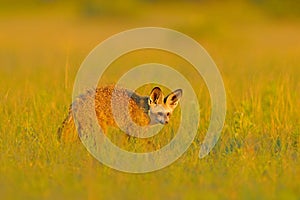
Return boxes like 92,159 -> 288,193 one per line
156,112 -> 170,125
159,121 -> 168,125
157,118 -> 169,125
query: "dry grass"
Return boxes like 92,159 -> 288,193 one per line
0,1 -> 299,199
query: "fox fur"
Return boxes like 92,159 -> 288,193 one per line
57,85 -> 182,142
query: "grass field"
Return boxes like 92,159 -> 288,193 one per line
1,1 -> 300,199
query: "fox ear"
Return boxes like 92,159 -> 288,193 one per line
149,87 -> 163,105
164,89 -> 182,110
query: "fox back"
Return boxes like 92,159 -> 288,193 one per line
58,85 -> 182,142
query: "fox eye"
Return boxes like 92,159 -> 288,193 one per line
157,112 -> 163,116
166,112 -> 170,116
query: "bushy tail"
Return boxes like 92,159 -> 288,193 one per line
57,109 -> 79,143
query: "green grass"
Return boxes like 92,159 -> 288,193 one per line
1,1 -> 300,199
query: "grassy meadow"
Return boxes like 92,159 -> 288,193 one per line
1,1 -> 300,199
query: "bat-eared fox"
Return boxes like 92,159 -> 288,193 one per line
58,85 -> 182,142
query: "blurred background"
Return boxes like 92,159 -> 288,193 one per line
1,0 -> 300,98
1,0 -> 300,199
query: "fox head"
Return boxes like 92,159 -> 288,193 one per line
148,87 -> 182,125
